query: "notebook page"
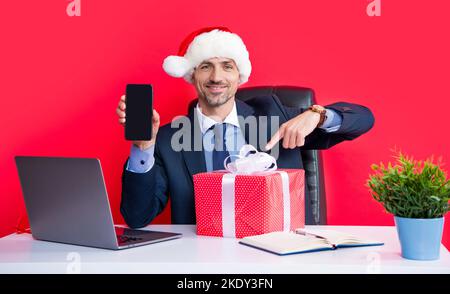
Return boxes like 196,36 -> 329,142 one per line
295,229 -> 381,246
241,232 -> 333,254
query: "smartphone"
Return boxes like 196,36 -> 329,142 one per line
125,84 -> 153,141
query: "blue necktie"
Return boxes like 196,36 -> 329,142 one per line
211,123 -> 230,171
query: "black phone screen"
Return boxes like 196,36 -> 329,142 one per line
125,84 -> 153,141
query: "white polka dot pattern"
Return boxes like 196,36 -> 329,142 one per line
193,169 -> 305,238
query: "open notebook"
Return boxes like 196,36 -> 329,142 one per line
239,228 -> 384,255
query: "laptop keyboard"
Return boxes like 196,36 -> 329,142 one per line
115,227 -> 147,244
117,235 -> 144,243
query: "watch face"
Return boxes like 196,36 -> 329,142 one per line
313,105 -> 325,112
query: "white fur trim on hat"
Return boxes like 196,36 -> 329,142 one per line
162,56 -> 192,78
162,29 -> 252,85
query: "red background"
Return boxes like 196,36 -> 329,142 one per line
1,1 -> 449,248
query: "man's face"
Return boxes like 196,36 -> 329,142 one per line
192,57 -> 240,107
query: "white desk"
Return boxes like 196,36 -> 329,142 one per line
0,225 -> 449,274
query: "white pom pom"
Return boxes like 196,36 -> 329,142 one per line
162,56 -> 192,78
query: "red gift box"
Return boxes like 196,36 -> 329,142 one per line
193,169 -> 305,238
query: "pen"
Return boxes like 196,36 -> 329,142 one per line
295,230 -> 326,239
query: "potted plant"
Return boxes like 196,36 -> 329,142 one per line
367,151 -> 450,260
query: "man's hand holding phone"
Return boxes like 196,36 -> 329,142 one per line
116,94 -> 160,150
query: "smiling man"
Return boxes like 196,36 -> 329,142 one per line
196,58 -> 238,105
116,27 -> 374,228
192,57 -> 239,122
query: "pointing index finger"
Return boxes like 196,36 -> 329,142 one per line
265,128 -> 284,150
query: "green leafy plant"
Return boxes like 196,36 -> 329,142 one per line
367,151 -> 450,218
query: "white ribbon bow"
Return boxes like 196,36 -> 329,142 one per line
220,145 -> 291,237
223,144 -> 277,174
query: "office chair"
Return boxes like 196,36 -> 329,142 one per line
235,86 -> 327,225
189,86 -> 327,225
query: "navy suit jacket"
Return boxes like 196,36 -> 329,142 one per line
121,95 -> 374,228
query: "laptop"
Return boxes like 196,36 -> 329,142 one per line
14,156 -> 182,250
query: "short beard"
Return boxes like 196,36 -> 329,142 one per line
201,91 -> 233,107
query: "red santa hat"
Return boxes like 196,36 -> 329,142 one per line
162,27 -> 252,85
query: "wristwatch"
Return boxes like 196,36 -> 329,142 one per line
308,105 -> 327,128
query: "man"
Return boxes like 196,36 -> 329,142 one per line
116,27 -> 374,228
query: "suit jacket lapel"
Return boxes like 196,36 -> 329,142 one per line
181,102 -> 207,178
236,99 -> 272,152
236,99 -> 257,149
